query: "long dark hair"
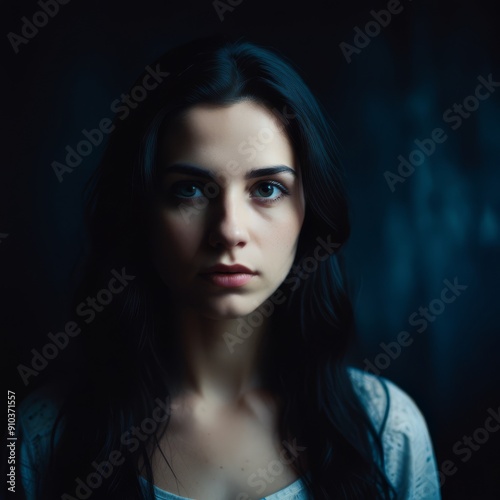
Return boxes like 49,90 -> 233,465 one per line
39,35 -> 396,499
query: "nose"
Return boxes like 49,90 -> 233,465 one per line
208,189 -> 249,250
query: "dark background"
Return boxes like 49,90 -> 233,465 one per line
2,0 -> 499,498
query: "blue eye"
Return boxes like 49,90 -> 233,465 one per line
169,180 -> 290,204
170,182 -> 205,199
252,181 -> 289,204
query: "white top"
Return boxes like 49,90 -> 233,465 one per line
17,368 -> 441,499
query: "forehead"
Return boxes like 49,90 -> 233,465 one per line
158,100 -> 297,171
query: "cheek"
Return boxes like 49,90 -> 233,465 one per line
260,212 -> 303,271
150,210 -> 203,267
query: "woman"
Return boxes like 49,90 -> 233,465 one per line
18,35 -> 441,499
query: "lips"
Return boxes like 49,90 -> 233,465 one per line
199,263 -> 257,288
200,263 -> 256,275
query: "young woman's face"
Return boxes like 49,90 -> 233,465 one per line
148,100 -> 306,319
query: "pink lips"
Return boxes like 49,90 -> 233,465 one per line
200,263 -> 256,288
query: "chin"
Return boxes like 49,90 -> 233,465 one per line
201,310 -> 244,321
190,295 -> 261,320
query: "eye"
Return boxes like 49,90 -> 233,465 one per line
168,179 -> 290,205
251,181 -> 290,204
169,181 -> 205,199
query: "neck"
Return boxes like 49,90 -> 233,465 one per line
169,306 -> 273,406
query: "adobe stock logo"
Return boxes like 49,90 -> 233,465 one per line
62,396 -> 173,499
17,267 -> 135,386
439,405 -> 500,487
236,439 -> 307,500
384,73 -> 500,192
7,0 -> 72,54
364,277 -> 468,375
212,0 -> 244,22
224,234 -> 340,353
51,64 -> 169,183
339,0 -> 411,63
176,105 -> 296,225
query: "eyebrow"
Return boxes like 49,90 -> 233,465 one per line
161,163 -> 297,180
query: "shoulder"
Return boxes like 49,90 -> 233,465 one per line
18,382 -> 66,457
347,367 -> 425,435
18,382 -> 65,440
17,382 -> 66,500
347,367 -> 442,500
